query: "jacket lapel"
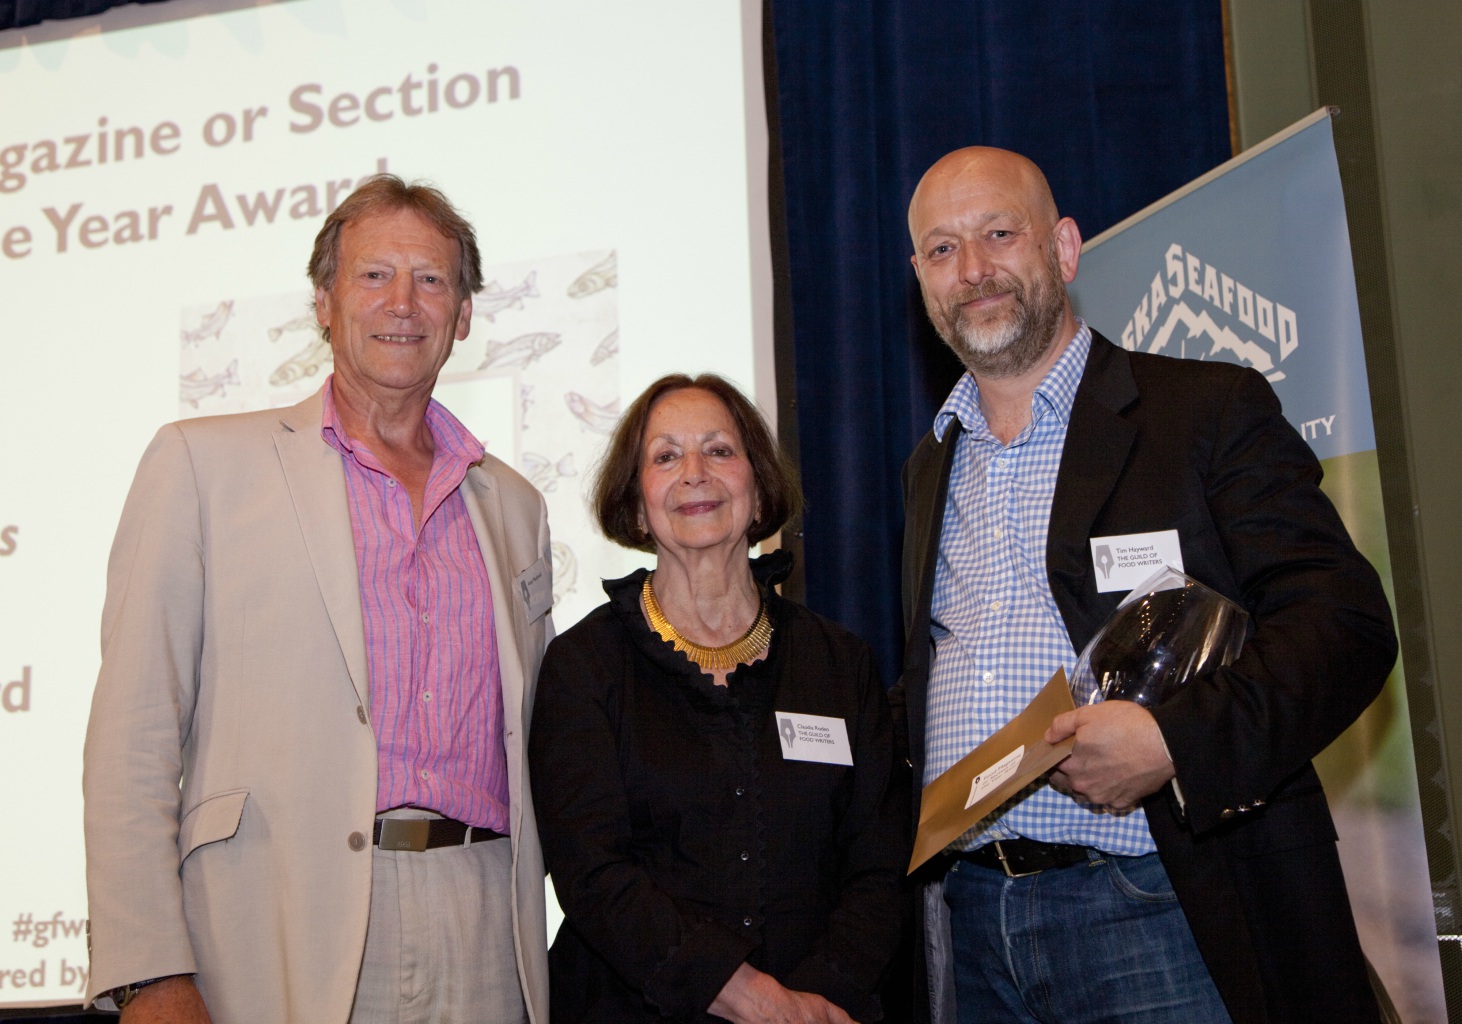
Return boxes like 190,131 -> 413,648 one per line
274,392 -> 371,709
1047,335 -> 1139,651
460,465 -> 530,817
900,429 -> 958,785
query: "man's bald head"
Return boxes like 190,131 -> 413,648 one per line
908,147 -> 1059,249
906,147 -> 1082,382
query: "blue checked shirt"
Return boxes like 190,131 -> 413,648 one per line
923,322 -> 1156,855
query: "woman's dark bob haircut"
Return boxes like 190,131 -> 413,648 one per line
592,373 -> 802,552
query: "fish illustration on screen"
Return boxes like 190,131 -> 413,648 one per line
567,251 -> 617,298
590,328 -> 619,366
180,358 -> 241,407
181,301 -> 234,347
564,392 -> 621,435
551,541 -> 577,603
267,312 -> 318,343
271,337 -> 332,386
479,332 -> 561,372
473,271 -> 539,322
520,451 -> 578,493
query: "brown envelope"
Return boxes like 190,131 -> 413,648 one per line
908,668 -> 1077,873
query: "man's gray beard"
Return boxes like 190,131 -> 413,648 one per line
929,255 -> 1067,379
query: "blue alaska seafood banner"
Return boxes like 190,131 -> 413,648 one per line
1070,109 -> 1446,1021
1070,110 -> 1373,461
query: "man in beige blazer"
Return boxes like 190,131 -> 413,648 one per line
83,177 -> 552,1023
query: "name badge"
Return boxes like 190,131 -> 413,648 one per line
1089,530 -> 1184,593
775,711 -> 853,766
515,558 -> 552,620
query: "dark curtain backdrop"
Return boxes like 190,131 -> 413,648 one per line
769,1 -> 1232,687
0,0 -> 161,28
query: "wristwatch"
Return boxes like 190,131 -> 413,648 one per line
111,976 -> 167,1008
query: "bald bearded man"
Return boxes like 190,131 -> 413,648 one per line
889,147 -> 1395,1024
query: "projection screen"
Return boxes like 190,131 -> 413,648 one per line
0,0 -> 775,1007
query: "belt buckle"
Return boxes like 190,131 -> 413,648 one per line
377,818 -> 431,852
993,839 -> 1041,879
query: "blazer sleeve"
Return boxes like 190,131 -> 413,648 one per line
529,631 -> 757,1019
1149,367 -> 1397,834
83,424 -> 205,1001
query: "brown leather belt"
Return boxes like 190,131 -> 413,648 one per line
961,838 -> 1092,878
373,817 -> 505,852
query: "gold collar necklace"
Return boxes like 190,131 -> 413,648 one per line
642,571 -> 773,672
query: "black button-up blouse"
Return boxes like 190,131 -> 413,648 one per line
529,552 -> 908,1022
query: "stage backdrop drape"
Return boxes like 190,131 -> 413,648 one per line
0,0 -> 165,29
767,0 -> 1233,685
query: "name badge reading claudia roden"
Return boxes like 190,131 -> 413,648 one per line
776,712 -> 853,766
516,558 -> 552,620
1089,529 -> 1184,593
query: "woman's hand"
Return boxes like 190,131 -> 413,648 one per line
708,963 -> 855,1024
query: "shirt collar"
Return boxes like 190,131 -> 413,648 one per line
932,319 -> 1093,443
320,374 -> 486,464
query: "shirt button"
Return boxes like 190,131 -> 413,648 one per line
982,671 -> 994,684
421,612 -> 430,624
996,457 -> 1009,468
990,600 -> 1003,611
419,769 -> 430,780
356,705 -> 368,725
993,527 -> 1004,539
387,479 -> 397,488
743,917 -> 753,927
739,850 -> 750,862
422,693 -> 433,703
735,786 -> 745,797
348,832 -> 366,851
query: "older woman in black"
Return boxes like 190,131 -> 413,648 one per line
529,373 -> 906,1023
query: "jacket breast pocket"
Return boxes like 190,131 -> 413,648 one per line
178,788 -> 249,861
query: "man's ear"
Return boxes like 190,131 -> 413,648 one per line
314,287 -> 332,330
1054,217 -> 1082,283
909,251 -> 924,284
455,294 -> 473,341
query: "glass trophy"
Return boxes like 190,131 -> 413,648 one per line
1069,566 -> 1249,709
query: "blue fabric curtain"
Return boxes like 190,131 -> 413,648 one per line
769,0 -> 1233,687
0,0 -> 163,29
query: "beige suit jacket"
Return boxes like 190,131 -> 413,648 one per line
83,390 -> 552,1023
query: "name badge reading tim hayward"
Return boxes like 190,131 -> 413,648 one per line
1089,529 -> 1184,593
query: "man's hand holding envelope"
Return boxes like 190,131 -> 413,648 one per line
909,567 -> 1247,873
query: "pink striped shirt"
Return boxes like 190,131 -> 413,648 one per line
321,377 -> 510,833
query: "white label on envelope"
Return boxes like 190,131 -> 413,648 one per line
966,745 -> 1024,809
775,712 -> 853,765
1089,530 -> 1184,593
515,558 -> 553,620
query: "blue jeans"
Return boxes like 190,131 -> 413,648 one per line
943,850 -> 1232,1024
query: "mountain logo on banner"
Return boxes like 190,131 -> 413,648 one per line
1114,242 -> 1298,383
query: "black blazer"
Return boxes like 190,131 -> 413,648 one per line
892,333 -> 1396,1024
